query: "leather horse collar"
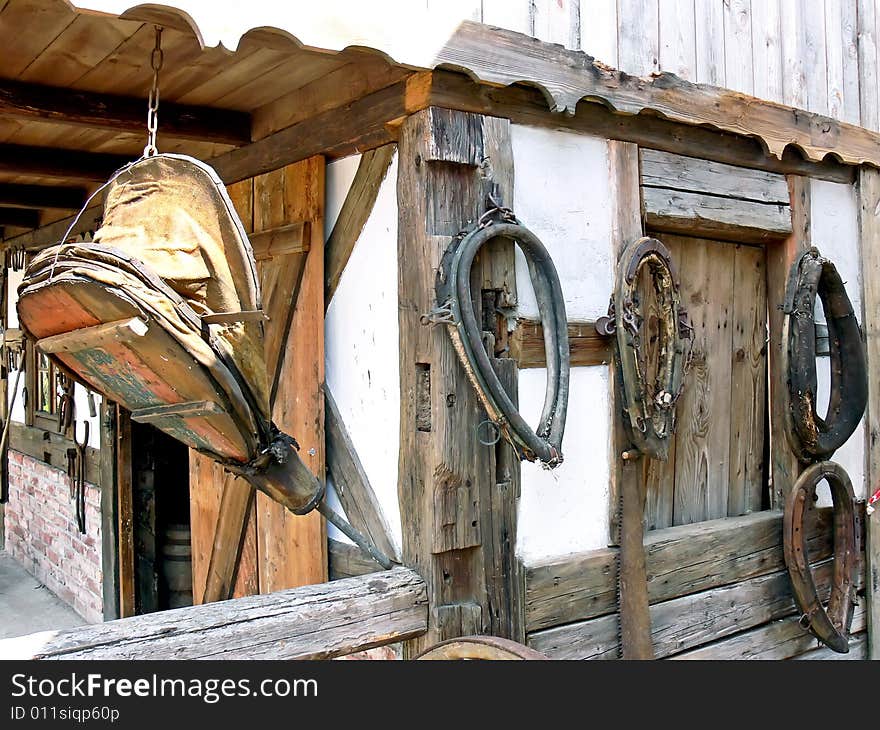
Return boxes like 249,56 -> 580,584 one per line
428,203 -> 570,467
783,460 -> 858,653
782,247 -> 867,462
599,236 -> 692,460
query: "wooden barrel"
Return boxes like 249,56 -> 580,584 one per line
161,524 -> 193,609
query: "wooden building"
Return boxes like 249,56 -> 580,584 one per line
0,0 -> 878,660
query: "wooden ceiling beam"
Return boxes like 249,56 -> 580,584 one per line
0,182 -> 87,210
0,80 -> 251,146
0,207 -> 39,229
0,144 -> 131,182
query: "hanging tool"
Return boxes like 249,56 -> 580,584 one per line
56,372 -> 75,432
782,247 -> 867,462
71,420 -> 89,534
783,460 -> 857,653
601,236 -> 693,660
425,194 -> 570,466
0,337 -> 25,504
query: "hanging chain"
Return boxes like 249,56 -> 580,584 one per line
144,26 -> 164,157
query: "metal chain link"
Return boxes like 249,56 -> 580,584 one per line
144,26 -> 164,157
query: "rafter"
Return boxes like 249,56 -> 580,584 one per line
0,144 -> 131,182
0,80 -> 251,146
0,182 -> 86,210
0,207 -> 39,228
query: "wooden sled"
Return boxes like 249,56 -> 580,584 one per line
18,277 -> 252,463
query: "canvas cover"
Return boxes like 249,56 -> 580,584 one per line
18,154 -> 271,464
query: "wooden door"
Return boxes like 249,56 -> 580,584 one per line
189,157 -> 327,602
642,234 -> 768,529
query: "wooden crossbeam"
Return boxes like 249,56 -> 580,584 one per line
0,567 -> 427,660
0,182 -> 86,210
0,206 -> 38,228
0,143 -> 131,182
0,80 -> 250,145
510,318 -> 611,368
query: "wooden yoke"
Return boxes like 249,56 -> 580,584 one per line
397,107 -> 522,656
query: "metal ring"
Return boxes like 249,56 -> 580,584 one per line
476,419 -> 501,446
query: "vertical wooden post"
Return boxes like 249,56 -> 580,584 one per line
99,399 -> 119,620
857,166 -> 880,659
607,140 -> 653,659
116,406 -> 135,618
766,175 -> 810,509
397,107 -> 521,655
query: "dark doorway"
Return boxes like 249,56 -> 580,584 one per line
130,421 -> 192,614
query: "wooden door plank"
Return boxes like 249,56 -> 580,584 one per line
116,406 -> 135,618
671,236 -> 735,525
257,156 -> 327,593
728,244 -> 767,515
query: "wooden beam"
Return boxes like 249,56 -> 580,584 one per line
437,20 -> 880,169
858,166 -> 880,660
0,144 -> 131,182
329,538 -> 382,581
250,220 -> 310,261
0,80 -> 250,146
766,176 -> 810,509
642,188 -> 791,244
202,475 -> 254,603
0,207 -> 39,229
325,144 -> 396,306
0,567 -> 427,660
99,399 -> 120,621
9,422 -> 102,485
116,407 -> 135,619
640,149 -> 790,203
0,202 -> 102,252
325,385 -> 398,562
211,79 -> 412,185
672,605 -> 867,660
510,318 -> 611,368
0,183 -> 86,211
528,557 -> 859,660
523,507 -> 841,632
397,108 -> 521,655
427,71 -> 855,185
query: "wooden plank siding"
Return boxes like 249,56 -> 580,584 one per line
471,0 -> 875,131
522,506 -> 866,659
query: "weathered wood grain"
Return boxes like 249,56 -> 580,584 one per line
325,385 -> 398,562
249,220 -> 310,261
397,108 -> 518,654
509,318 -> 611,368
0,567 -> 427,660
728,244 -> 767,516
325,144 -> 396,307
524,507 -> 840,633
858,165 -> 880,659
435,20 -> 880,167
670,235 -> 735,524
640,149 -> 790,203
672,604 -> 866,660
256,156 -> 327,593
643,188 -> 791,244
528,557 -> 849,659
116,407 -> 134,619
328,538 -> 382,581
792,632 -> 867,659
560,503 -> 866,634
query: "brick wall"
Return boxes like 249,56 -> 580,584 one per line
4,450 -> 103,623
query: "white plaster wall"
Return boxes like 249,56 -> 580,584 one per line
511,124 -> 615,561
6,266 -> 26,425
810,179 -> 866,502
324,152 -> 402,553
